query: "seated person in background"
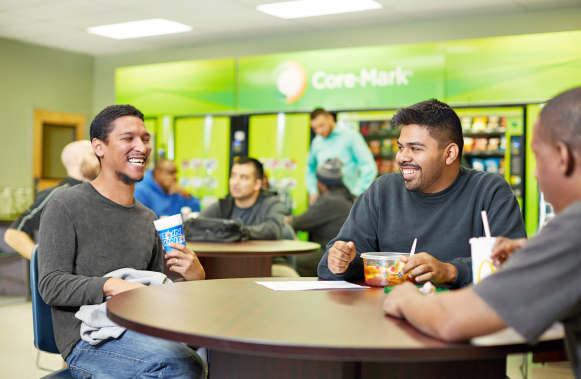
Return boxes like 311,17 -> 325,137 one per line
200,157 -> 285,240
286,158 -> 354,277
39,104 -> 205,378
318,99 -> 526,288
382,87 -> 581,378
134,158 -> 200,217
4,140 -> 99,259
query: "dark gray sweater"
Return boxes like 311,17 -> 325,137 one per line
317,167 -> 527,288
38,183 -> 163,359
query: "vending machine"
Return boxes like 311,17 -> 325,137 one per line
173,116 -> 231,209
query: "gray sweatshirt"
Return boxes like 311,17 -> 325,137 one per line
317,167 -> 527,288
38,183 -> 163,359
200,191 -> 285,240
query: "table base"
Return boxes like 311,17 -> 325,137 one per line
198,256 -> 272,279
209,350 -> 506,379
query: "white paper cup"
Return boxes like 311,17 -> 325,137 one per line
470,237 -> 498,284
153,214 -> 185,252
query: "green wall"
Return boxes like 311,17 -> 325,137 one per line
0,37 -> 94,188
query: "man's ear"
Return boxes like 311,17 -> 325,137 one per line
556,141 -> 575,177
92,138 -> 105,160
254,178 -> 263,192
445,143 -> 460,166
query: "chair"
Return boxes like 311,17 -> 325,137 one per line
30,245 -> 73,378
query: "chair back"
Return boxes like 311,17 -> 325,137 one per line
30,245 -> 60,354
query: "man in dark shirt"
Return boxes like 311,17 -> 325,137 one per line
200,157 -> 285,240
39,105 -> 205,378
318,99 -> 526,288
4,140 -> 99,259
288,158 -> 353,276
382,87 -> 581,379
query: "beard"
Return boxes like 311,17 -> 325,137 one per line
80,159 -> 100,181
400,163 -> 443,193
116,171 -> 143,185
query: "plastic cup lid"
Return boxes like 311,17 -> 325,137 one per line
153,214 -> 183,231
361,252 -> 409,259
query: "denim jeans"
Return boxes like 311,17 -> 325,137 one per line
65,330 -> 204,379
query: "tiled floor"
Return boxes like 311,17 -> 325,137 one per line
0,299 -> 575,379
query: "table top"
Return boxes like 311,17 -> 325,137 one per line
107,277 -> 563,362
185,239 -> 320,257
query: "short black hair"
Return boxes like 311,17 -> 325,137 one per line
539,87 -> 581,155
392,99 -> 464,159
310,108 -> 330,120
90,104 -> 144,143
233,156 -> 264,181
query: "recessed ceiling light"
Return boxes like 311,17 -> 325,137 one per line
87,19 -> 192,40
257,0 -> 382,19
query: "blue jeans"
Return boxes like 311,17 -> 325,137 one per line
65,330 -> 204,379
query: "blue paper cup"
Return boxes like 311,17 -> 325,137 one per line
153,214 -> 185,252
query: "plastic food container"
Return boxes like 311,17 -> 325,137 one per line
361,252 -> 412,287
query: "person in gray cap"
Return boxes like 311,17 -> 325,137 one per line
287,158 -> 354,276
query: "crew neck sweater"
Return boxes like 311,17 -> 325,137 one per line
38,182 -> 163,359
317,167 -> 527,288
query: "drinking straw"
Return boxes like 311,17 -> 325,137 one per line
481,210 -> 492,238
410,238 -> 417,256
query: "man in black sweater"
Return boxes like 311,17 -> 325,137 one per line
318,99 -> 526,288
289,158 -> 354,276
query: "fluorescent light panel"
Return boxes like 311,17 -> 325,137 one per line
87,19 -> 192,40
257,0 -> 382,19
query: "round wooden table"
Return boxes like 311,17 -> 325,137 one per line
107,277 -> 564,379
182,240 -> 320,279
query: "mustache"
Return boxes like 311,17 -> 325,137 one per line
399,163 -> 421,169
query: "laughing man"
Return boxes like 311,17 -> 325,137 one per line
317,99 -> 526,288
38,105 -> 205,378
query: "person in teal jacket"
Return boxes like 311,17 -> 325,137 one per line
134,159 -> 200,217
307,108 -> 377,206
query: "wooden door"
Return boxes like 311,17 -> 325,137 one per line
32,110 -> 85,192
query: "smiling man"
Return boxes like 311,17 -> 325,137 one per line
38,105 -> 205,378
200,156 -> 285,240
317,99 -> 526,288
383,87 -> 581,378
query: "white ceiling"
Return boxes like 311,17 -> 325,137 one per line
0,0 -> 579,56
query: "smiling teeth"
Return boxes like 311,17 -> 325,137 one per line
128,158 -> 144,165
403,169 -> 416,176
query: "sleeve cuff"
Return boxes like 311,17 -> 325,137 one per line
449,259 -> 472,289
88,277 -> 110,304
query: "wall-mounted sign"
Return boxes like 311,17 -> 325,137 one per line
116,58 -> 235,115
239,43 -> 445,112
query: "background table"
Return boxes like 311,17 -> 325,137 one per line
107,277 -> 564,379
182,240 -> 320,279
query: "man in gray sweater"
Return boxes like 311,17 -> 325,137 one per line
200,157 -> 285,240
318,99 -> 527,288
39,105 -> 206,378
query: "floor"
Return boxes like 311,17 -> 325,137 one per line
0,298 -> 575,379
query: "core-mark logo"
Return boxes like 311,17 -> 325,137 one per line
274,60 -> 307,104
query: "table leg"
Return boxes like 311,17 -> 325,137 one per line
198,256 -> 272,279
209,350 -> 507,379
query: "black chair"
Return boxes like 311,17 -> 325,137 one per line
30,245 -> 73,378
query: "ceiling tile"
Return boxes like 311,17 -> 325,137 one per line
290,7 -> 409,30
0,0 -> 55,11
513,0 -> 581,10
136,0 -> 248,17
0,19 -> 77,38
0,10 -> 38,25
8,0 -> 116,20
52,9 -> 152,28
167,8 -> 294,31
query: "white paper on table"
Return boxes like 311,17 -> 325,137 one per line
255,281 -> 370,291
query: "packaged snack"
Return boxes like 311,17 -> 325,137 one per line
488,138 -> 500,151
472,117 -> 488,131
463,137 -> 474,153
369,140 -> 381,155
368,122 -> 381,134
485,158 -> 500,174
474,137 -> 489,152
392,138 -> 399,152
381,120 -> 392,130
360,122 -> 369,136
487,116 -> 500,129
500,136 -> 507,151
472,158 -> 485,171
500,117 -> 507,129
499,158 -> 506,176
461,117 -> 472,130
